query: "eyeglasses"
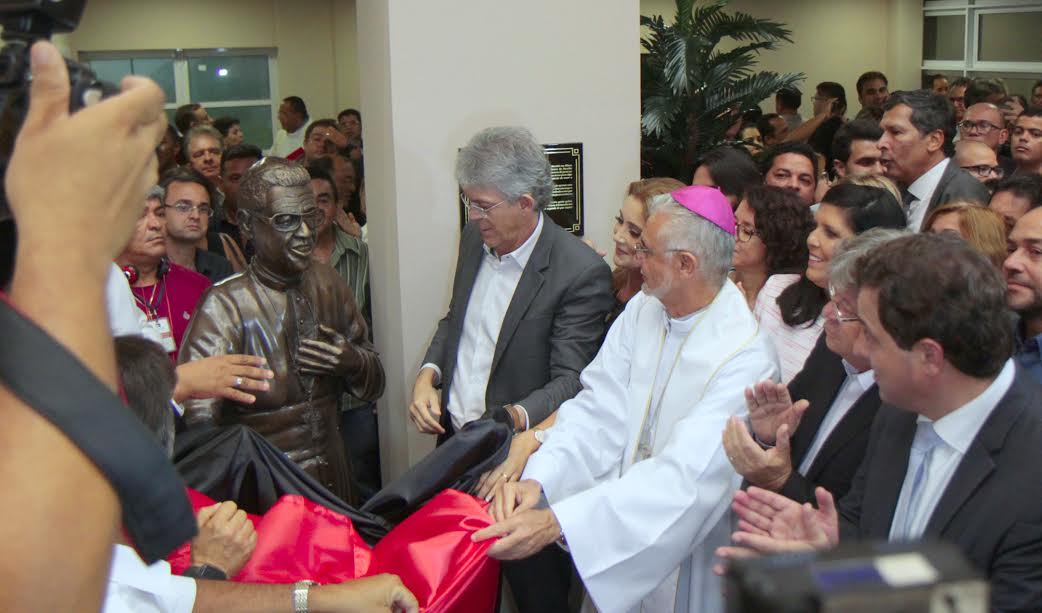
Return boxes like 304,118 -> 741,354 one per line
246,209 -> 323,232
958,120 -> 1003,134
633,239 -> 683,260
961,164 -> 1004,179
165,202 -> 213,216
736,224 -> 760,243
827,284 -> 860,323
464,197 -> 511,219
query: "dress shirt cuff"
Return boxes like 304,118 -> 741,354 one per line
514,404 -> 530,431
419,363 -> 441,386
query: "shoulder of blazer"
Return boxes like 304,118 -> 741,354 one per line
535,215 -> 609,274
977,368 -> 1042,454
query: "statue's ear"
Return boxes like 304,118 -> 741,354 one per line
238,209 -> 253,242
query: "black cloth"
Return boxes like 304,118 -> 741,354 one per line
837,367 -> 1042,611
175,419 -> 512,545
340,402 -> 382,504
0,296 -> 195,562
778,335 -> 881,504
194,249 -> 234,284
809,116 -> 843,169
424,215 -> 614,442
921,158 -> 992,221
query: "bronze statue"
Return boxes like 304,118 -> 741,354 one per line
179,158 -> 384,503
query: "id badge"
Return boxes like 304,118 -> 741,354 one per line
145,317 -> 176,353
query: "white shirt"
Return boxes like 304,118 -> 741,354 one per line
426,215 -> 544,430
797,362 -> 875,475
753,274 -> 825,384
268,123 -> 307,157
905,157 -> 950,232
888,358 -> 1015,540
103,544 -> 197,613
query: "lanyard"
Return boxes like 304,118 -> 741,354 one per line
133,275 -> 168,321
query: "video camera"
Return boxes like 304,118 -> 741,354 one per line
0,0 -> 117,218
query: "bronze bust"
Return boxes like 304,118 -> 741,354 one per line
178,158 -> 384,502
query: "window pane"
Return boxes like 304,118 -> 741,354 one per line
208,105 -> 273,150
978,12 -> 1042,63
923,15 -> 965,61
188,55 -> 270,102
967,72 -> 1041,102
132,58 -> 176,103
87,58 -> 175,103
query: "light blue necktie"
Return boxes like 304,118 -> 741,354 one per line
892,421 -> 944,540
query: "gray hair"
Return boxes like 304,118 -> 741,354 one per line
829,227 -> 910,291
648,193 -> 735,288
455,126 -> 552,210
182,124 -> 224,157
146,185 -> 165,202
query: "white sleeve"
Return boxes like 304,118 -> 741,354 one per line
550,347 -> 777,612
522,293 -> 639,502
106,264 -> 145,337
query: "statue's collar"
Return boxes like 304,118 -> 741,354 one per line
249,262 -> 304,291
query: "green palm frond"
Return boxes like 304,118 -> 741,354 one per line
641,0 -> 803,180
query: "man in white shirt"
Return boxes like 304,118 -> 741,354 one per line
410,126 -> 614,612
878,90 -> 989,231
719,233 -> 1042,612
474,186 -> 779,613
268,96 -> 309,158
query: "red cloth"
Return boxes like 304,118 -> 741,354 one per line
170,489 -> 498,613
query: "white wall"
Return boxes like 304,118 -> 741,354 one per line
359,0 -> 641,479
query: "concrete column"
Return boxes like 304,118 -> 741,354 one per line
356,0 -> 641,481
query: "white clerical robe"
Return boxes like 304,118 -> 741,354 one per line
523,281 -> 779,613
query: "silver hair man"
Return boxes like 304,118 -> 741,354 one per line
648,193 -> 736,288
829,227 -> 910,291
455,126 -> 552,209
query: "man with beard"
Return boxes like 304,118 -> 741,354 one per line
179,158 -> 384,502
160,167 -> 233,283
1004,206 -> 1042,385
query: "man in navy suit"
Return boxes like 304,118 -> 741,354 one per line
720,233 -> 1042,612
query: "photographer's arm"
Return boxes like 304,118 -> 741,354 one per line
0,41 -> 167,611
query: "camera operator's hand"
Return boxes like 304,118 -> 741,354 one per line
8,41 -> 167,273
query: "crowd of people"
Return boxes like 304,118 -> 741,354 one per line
5,33 -> 1042,613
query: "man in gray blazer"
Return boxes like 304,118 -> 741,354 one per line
409,126 -> 613,612
878,89 -> 990,231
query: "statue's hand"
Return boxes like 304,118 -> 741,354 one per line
297,324 -> 361,377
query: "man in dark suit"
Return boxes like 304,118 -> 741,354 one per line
409,126 -> 614,612
723,229 -> 906,504
878,89 -> 990,231
720,233 -> 1042,612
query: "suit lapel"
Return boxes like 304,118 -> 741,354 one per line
924,372 -> 1027,536
789,342 -> 846,464
863,409 -> 917,538
441,228 -> 488,409
490,218 -> 551,375
806,385 -> 881,479
924,159 -> 956,218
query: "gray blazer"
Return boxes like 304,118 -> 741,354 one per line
423,214 -> 614,439
922,157 -> 991,220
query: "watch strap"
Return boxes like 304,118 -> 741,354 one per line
293,580 -> 317,612
182,564 -> 227,580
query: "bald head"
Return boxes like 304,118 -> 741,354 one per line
956,140 -> 999,170
960,103 -> 1009,152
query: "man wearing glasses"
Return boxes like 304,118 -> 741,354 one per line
953,140 -> 1004,191
179,158 -> 384,503
958,102 -> 1015,178
412,126 -> 613,612
160,167 -> 234,283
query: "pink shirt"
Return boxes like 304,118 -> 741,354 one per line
130,263 -> 211,356
753,274 -> 824,384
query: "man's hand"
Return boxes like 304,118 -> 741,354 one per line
726,486 -> 838,555
487,479 -> 543,523
476,431 -> 540,501
1003,98 -> 1025,126
335,209 -> 363,238
409,368 -> 445,434
308,574 -> 419,613
472,506 -> 562,561
174,355 -> 274,404
191,501 -> 257,578
8,42 -> 167,268
722,416 -> 794,492
298,324 -> 361,377
745,381 -> 808,445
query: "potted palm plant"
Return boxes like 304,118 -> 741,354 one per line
641,0 -> 804,180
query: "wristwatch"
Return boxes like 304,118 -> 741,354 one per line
293,580 -> 317,612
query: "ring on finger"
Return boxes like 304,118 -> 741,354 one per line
499,473 -> 508,480
234,377 -> 243,388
